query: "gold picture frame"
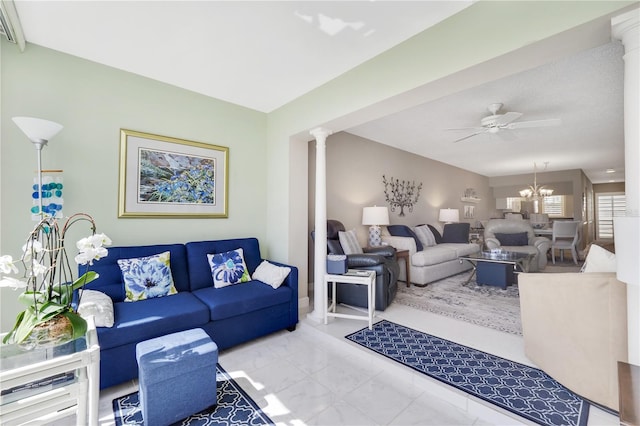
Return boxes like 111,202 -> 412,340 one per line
118,129 -> 228,218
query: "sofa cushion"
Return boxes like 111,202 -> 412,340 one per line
412,246 -> 458,266
78,290 -> 114,328
438,243 -> 480,257
84,244 -> 189,303
442,223 -> 470,243
186,239 -> 262,292
387,225 -> 423,251
207,248 -> 251,288
582,244 -> 616,273
193,281 -> 293,320
118,251 -> 178,302
427,225 -> 443,244
338,229 -> 363,254
252,260 -> 291,289
414,225 -> 437,248
95,292 -> 209,350
495,232 -> 529,246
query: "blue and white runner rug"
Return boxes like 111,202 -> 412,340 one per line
113,364 -> 274,426
346,320 -> 589,426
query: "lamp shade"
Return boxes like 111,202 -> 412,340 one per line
12,117 -> 63,142
439,208 -> 459,223
362,206 -> 389,225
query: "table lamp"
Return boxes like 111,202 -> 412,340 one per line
362,206 -> 389,247
439,208 -> 459,224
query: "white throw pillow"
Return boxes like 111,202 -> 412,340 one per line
581,244 -> 616,273
252,260 -> 291,289
77,289 -> 114,327
338,229 -> 363,255
414,225 -> 437,247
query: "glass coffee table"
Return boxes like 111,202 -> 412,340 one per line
459,250 -> 535,289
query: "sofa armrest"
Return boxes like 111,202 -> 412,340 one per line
485,237 -> 501,250
363,245 -> 396,258
347,254 -> 385,267
381,235 -> 417,256
530,236 -> 551,252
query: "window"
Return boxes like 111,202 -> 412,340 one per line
596,192 -> 626,239
541,195 -> 564,217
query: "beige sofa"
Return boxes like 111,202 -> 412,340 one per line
518,272 -> 628,411
381,224 -> 480,286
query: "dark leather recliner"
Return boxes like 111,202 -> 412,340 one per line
323,219 -> 399,311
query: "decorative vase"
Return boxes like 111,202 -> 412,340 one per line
20,315 -> 74,350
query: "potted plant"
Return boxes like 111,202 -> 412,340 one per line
0,213 -> 111,347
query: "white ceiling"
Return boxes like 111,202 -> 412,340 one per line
10,1 -> 627,184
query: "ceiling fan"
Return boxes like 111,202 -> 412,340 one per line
448,103 -> 561,143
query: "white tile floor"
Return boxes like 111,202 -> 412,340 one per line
59,268 -> 618,426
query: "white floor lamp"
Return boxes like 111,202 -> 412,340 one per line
12,117 -> 64,219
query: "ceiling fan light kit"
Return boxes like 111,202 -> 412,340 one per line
450,103 -> 561,143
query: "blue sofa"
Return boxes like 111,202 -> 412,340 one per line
83,237 -> 298,389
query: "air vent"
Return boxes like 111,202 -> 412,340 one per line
0,0 -> 25,51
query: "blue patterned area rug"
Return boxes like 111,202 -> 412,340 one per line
113,364 -> 273,426
346,320 -> 589,426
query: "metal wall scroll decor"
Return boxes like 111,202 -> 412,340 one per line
382,175 -> 423,217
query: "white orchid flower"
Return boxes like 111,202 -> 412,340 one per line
21,239 -> 44,261
76,233 -> 111,265
0,276 -> 27,290
0,255 -> 19,274
29,260 -> 48,277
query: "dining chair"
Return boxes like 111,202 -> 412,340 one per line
551,221 -> 581,264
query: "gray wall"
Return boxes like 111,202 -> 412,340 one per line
308,132 -> 492,282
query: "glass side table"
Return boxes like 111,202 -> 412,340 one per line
1,316 -> 100,426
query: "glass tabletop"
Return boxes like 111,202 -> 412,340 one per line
461,250 -> 534,262
0,336 -> 87,371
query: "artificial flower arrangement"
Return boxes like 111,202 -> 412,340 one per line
0,213 -> 111,346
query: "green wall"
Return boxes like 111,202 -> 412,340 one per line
0,41 -> 267,331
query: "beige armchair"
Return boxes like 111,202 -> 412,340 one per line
519,272 -> 628,411
484,219 -> 550,271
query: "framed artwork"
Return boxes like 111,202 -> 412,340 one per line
463,205 -> 475,219
118,129 -> 228,218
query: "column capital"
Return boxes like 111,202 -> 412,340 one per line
309,127 -> 333,141
612,8 -> 640,51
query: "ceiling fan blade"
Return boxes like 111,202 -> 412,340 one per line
494,111 -> 523,126
507,118 -> 561,129
452,130 -> 487,143
444,126 -> 484,131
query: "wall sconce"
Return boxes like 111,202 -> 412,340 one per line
439,208 -> 459,224
362,206 -> 389,247
382,175 -> 422,217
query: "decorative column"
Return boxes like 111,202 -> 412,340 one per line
309,127 -> 332,322
612,8 -> 640,365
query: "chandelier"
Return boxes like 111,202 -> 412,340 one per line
519,162 -> 553,199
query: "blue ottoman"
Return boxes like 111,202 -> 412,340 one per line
136,328 -> 218,426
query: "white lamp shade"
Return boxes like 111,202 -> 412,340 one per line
13,117 -> 63,142
362,206 -> 389,226
439,208 -> 460,223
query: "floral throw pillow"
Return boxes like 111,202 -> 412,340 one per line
117,251 -> 178,302
207,248 -> 251,288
